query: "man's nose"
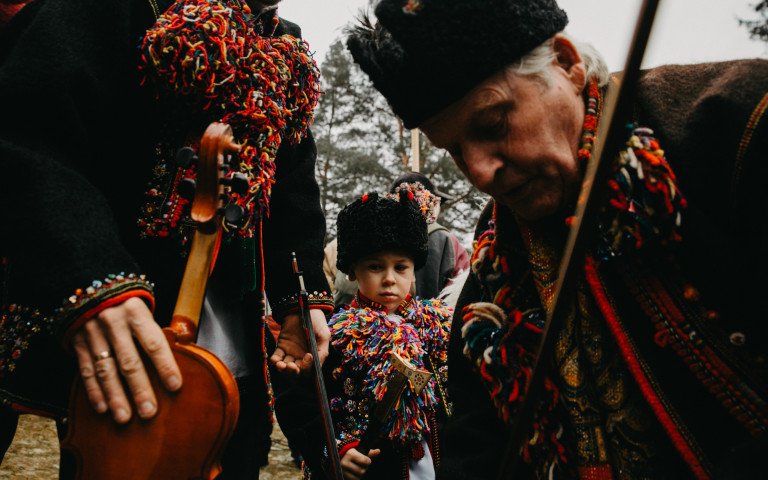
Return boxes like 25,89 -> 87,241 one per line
462,143 -> 505,194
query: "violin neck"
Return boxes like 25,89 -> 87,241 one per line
171,220 -> 220,343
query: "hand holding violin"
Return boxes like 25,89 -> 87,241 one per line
71,297 -> 182,424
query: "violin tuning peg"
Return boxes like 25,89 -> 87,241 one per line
177,177 -> 197,200
175,147 -> 198,169
221,172 -> 249,195
224,203 -> 245,225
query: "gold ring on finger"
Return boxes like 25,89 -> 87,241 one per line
93,350 -> 113,362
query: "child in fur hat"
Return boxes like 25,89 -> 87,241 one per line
321,191 -> 452,480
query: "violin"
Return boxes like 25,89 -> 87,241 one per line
61,123 -> 241,479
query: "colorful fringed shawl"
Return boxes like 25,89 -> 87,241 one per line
460,81 -> 697,478
329,295 -> 451,453
137,0 -> 320,239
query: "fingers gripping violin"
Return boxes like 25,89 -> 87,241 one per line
62,123 -> 242,479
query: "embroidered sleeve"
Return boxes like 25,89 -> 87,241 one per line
270,290 -> 334,322
0,273 -> 153,379
58,273 -> 155,345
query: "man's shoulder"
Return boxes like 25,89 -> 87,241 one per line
639,59 -> 768,101
643,58 -> 768,77
634,58 -> 768,172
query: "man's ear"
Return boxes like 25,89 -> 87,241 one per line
552,34 -> 586,93
347,270 -> 356,281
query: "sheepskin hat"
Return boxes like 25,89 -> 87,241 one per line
336,191 -> 428,273
347,0 -> 568,128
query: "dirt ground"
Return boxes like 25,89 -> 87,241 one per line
0,414 -> 302,479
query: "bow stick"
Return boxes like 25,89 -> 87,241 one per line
291,252 -> 344,480
496,0 -> 662,477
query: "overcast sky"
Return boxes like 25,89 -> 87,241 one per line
279,0 -> 768,71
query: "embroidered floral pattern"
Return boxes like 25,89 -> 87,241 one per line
137,141 -> 195,243
0,305 -> 54,377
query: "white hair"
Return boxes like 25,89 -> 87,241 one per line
508,32 -> 610,88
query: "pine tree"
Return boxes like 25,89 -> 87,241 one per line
313,39 -> 486,245
740,1 -> 768,42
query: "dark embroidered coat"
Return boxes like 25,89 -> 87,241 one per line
0,0 -> 330,416
438,59 -> 768,479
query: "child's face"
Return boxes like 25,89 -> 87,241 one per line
350,251 -> 415,312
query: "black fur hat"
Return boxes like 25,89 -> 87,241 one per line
336,192 -> 428,274
347,0 -> 568,128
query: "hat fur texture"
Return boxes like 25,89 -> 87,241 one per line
347,0 -> 568,128
336,192 -> 428,274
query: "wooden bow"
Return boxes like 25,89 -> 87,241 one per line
291,253 -> 344,480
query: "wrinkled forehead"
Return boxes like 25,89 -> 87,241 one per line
420,68 -> 515,146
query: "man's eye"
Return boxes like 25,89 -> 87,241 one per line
469,105 -> 510,142
472,117 -> 507,140
395,264 -> 409,272
367,264 -> 383,271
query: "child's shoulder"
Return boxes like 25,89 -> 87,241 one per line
328,305 -> 391,343
329,304 -> 388,327
409,296 -> 453,323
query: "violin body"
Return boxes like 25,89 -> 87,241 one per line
62,328 -> 239,479
61,123 -> 243,479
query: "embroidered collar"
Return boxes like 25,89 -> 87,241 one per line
352,292 -> 414,315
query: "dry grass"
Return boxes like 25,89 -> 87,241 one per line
0,415 -> 302,479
